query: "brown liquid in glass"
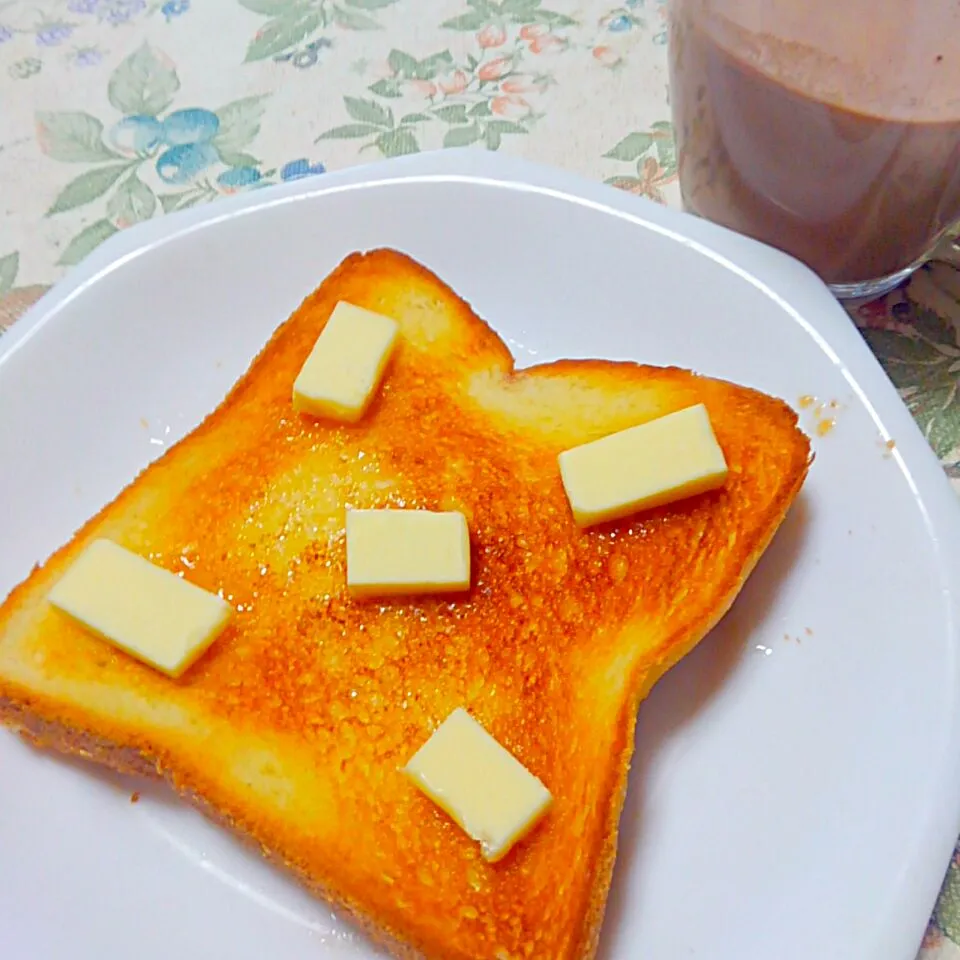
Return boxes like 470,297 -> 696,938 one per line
669,4 -> 960,284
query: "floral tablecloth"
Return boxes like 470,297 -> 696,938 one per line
1,0 -> 959,955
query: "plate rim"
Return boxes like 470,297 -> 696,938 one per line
2,148 -> 959,960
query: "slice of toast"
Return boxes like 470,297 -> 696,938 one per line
0,250 -> 811,959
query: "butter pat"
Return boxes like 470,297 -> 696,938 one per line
559,403 -> 728,527
404,708 -> 552,862
345,509 -> 470,599
48,539 -> 232,678
293,301 -> 399,423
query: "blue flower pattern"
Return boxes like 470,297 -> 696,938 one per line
599,1 -> 666,44
162,108 -> 219,146
66,0 -> 101,13
110,115 -> 164,155
216,158 -> 326,192
280,159 -> 326,181
35,40 -> 327,269
161,0 -> 190,20
68,0 -> 147,25
274,37 -> 333,70
73,46 -> 104,67
0,0 -> 191,77
157,141 -> 219,184
0,0 -> 190,51
103,103 -> 325,193
217,166 -> 262,189
35,23 -> 74,46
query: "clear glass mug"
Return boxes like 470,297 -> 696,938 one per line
667,0 -> 960,299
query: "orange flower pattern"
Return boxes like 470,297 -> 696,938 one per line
316,0 -> 578,154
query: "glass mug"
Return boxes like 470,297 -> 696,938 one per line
667,0 -> 960,299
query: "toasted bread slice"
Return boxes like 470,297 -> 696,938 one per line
0,250 -> 810,959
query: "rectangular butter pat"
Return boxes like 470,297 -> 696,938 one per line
346,509 -> 470,599
558,403 -> 728,528
48,539 -> 232,678
404,708 -> 553,862
293,301 -> 399,423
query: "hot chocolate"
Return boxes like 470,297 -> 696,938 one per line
669,1 -> 960,285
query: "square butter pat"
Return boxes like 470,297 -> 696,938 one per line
404,708 -> 553,862
293,301 -> 399,423
48,539 -> 232,678
559,403 -> 728,528
346,509 -> 470,599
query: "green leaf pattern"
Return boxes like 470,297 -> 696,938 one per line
376,127 -> 418,156
344,95 -> 394,126
0,253 -> 19,296
239,0 -> 400,62
244,9 -> 324,61
602,123 -> 678,204
35,113 -> 119,164
46,164 -> 132,216
318,123 -> 383,139
57,220 -> 119,267
31,45 -> 294,270
212,97 -> 269,155
314,15 -> 572,158
108,44 -> 181,117
107,175 -> 158,228
859,277 -> 960,473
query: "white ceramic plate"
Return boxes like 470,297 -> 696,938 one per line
2,151 -> 959,960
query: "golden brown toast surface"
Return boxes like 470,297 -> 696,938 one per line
0,250 -> 810,959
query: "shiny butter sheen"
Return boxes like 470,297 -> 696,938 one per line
48,539 -> 233,678
404,708 -> 553,862
558,403 -> 728,527
345,509 -> 470,599
293,301 -> 399,423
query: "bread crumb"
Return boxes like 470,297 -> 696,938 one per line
130,791 -> 141,804
799,395 -> 841,436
